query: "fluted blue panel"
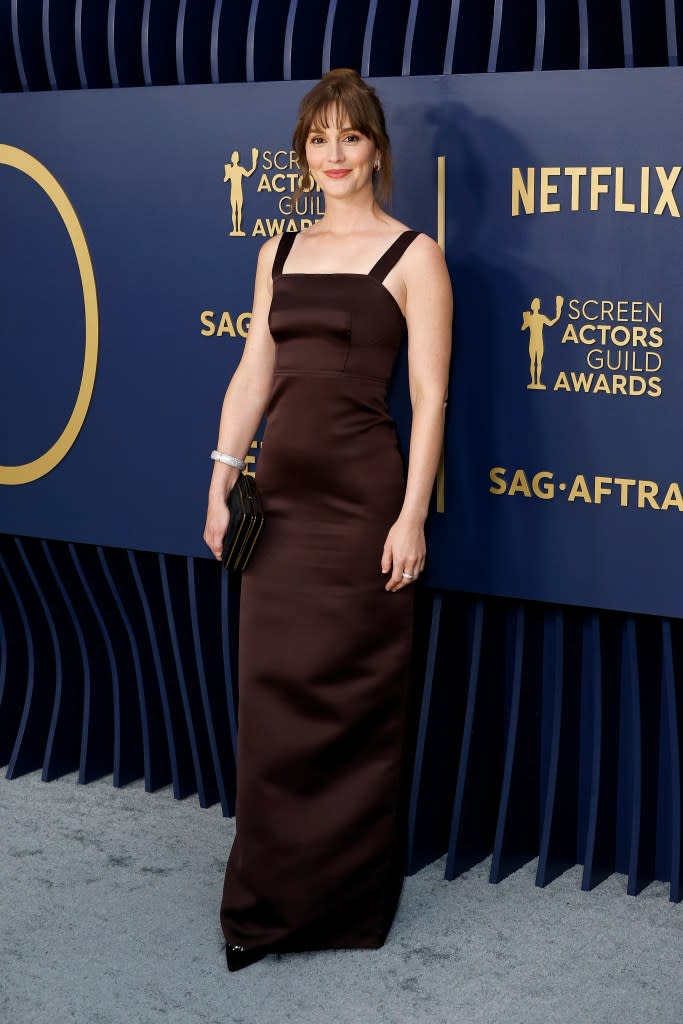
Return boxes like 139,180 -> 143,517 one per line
11,0 -> 50,90
536,611 -> 582,886
68,544 -> 118,784
447,0 -> 495,73
580,614 -> 602,889
283,0 -> 297,79
533,0 -> 544,68
176,0 -> 213,84
629,0 -> 669,66
444,600 -> 483,878
0,0 -> 21,90
445,599 -> 505,878
142,0 -> 180,86
321,0 -> 337,72
0,585 -> 6,712
406,592 -> 440,871
537,0 -> 581,70
582,614 -> 621,890
576,612 -> 594,866
323,0 -> 369,76
536,611 -> 564,883
622,618 -> 642,891
284,0 -> 328,80
660,622 -> 681,901
108,0 -> 145,87
138,551 -> 198,800
403,0 -> 453,75
246,0 -> 290,82
18,538 -> 74,782
246,0 -> 258,80
76,0 -> 111,87
621,0 -> 634,65
3,540 -> 50,777
0,551 -> 28,766
490,607 -> 528,881
360,0 -> 376,75
586,0 -> 624,67
490,606 -> 544,882
664,0 -> 679,64
128,550 -> 183,798
97,546 -> 156,789
578,0 -> 589,67
41,540 -> 91,780
488,0 -> 503,70
489,0 -> 537,71
408,592 -> 474,874
442,1 -> 460,73
1,0 -> 677,87
210,0 -> 251,82
362,0 -> 411,77
187,557 -> 235,815
159,553 -> 211,806
43,0 -> 79,89
626,616 -> 662,895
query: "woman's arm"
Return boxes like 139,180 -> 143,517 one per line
203,237 -> 279,559
381,234 -> 453,592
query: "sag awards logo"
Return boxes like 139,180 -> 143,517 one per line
223,145 -> 324,238
201,144 -> 324,338
521,295 -> 663,397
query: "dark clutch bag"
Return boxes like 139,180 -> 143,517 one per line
221,473 -> 265,571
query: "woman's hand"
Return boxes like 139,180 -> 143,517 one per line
381,514 -> 426,592
204,497 -> 230,561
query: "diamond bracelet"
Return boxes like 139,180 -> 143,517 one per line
210,450 -> 245,470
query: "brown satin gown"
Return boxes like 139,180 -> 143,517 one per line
219,229 -> 420,953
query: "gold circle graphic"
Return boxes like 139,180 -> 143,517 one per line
0,145 -> 98,485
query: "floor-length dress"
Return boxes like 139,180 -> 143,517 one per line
220,229 -> 421,953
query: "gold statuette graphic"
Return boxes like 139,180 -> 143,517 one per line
521,295 -> 563,390
224,147 -> 259,236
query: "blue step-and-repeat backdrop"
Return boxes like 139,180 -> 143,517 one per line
1,69 -> 682,617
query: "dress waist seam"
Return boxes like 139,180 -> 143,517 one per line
274,370 -> 387,383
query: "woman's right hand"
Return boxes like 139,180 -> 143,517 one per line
204,497 -> 230,561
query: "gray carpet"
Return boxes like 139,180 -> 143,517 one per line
1,770 -> 681,1024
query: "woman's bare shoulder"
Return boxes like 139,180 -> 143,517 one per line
404,230 -> 445,265
402,232 -> 451,294
258,233 -> 282,260
253,233 -> 285,277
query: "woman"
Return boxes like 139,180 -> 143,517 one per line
204,68 -> 452,971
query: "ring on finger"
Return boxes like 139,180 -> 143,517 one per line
401,571 -> 415,580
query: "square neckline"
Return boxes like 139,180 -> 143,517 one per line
277,229 -> 411,278
274,230 -> 418,322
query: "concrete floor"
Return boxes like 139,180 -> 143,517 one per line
1,769 -> 681,1024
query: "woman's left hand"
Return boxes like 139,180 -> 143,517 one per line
381,515 -> 426,592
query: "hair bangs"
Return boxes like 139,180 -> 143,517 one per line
306,95 -> 376,143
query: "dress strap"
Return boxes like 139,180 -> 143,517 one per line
368,230 -> 420,283
272,231 -> 297,278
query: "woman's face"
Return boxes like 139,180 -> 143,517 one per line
304,107 -> 377,199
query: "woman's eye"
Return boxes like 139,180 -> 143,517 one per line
344,134 -> 360,143
309,136 -> 324,144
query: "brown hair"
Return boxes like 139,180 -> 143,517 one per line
292,68 -> 392,206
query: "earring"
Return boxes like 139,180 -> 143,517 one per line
373,160 -> 381,172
